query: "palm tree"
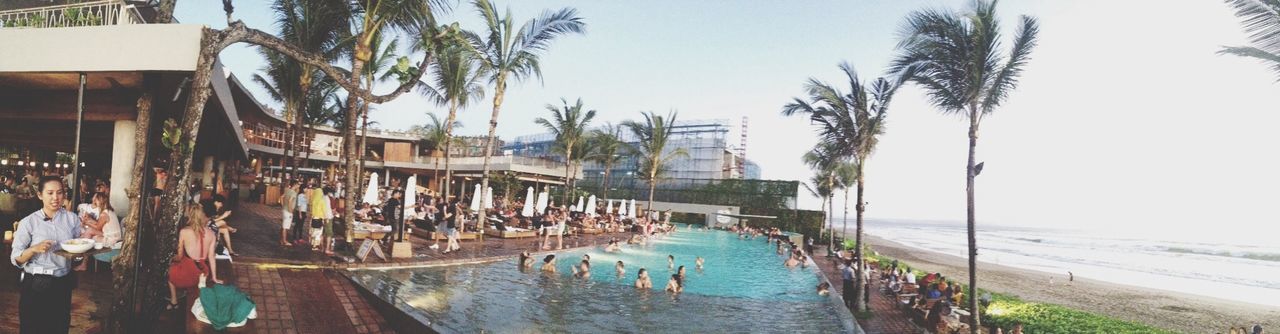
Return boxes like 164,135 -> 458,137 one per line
340,0 -> 440,230
783,63 -> 898,311
623,111 -> 689,211
800,171 -> 833,243
801,143 -> 840,256
535,98 -> 597,205
890,1 -> 1039,330
834,161 -> 857,248
300,77 -> 344,167
418,36 -> 485,202
355,30 -> 401,186
251,46 -> 303,174
1219,0 -> 1280,80
468,0 -> 586,231
269,0 -> 349,181
410,113 -> 464,193
588,123 -> 625,201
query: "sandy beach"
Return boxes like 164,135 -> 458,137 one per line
863,234 -> 1279,333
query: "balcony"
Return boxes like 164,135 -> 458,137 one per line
0,0 -> 145,29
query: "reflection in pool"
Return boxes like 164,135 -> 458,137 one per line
346,226 -> 857,333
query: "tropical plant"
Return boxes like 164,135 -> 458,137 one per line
467,0 -> 586,231
1219,0 -> 1280,80
588,123 -> 626,201
782,62 -> 898,311
418,35 -> 486,201
355,30 -> 403,184
623,111 -> 689,210
410,113 -> 464,193
890,1 -> 1039,330
801,143 -> 839,255
535,98 -> 597,204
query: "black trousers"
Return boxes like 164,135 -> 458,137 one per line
842,278 -> 855,309
291,211 -> 309,241
19,273 -> 74,334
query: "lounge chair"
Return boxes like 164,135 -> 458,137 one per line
484,226 -> 537,239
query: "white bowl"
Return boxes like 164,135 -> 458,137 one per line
60,238 -> 94,254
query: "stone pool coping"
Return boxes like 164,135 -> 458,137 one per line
805,255 -> 866,334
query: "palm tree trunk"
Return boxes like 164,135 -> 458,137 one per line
280,103 -> 293,181
563,146 -> 573,205
105,75 -> 154,334
477,80 -> 510,242
854,171 -> 867,312
827,175 -> 835,256
358,103 -> 369,188
442,100 -> 459,204
341,37 -> 369,232
601,163 -> 611,201
966,108 -> 980,333
646,168 -> 656,211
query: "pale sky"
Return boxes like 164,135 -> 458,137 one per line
177,1 -> 1279,241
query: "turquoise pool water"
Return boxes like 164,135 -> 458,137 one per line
346,226 -> 856,333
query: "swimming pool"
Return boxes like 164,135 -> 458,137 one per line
346,226 -> 858,333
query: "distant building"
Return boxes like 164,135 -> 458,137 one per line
504,118 -> 762,181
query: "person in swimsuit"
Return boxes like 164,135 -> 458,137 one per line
541,254 -> 557,273
635,268 -> 652,289
615,261 -> 625,277
664,274 -> 683,293
572,259 -> 591,279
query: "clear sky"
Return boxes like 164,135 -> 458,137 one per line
177,1 -> 1279,242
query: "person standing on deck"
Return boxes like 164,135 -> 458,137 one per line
9,176 -> 83,334
279,181 -> 298,246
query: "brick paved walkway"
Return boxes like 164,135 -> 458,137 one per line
816,255 -> 922,334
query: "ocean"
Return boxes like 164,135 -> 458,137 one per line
841,218 -> 1280,308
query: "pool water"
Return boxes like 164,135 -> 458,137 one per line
346,226 -> 857,333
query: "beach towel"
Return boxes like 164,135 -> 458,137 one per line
196,284 -> 257,330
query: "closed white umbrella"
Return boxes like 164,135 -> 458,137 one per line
402,175 -> 417,217
586,195 -> 597,216
619,199 -> 628,217
522,187 -> 535,217
535,191 -> 549,214
576,196 -> 585,213
363,172 -> 380,205
470,184 -> 482,211
629,199 -> 637,219
606,199 -> 614,215
485,186 -> 494,209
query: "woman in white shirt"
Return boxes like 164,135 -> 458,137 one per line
75,192 -> 119,271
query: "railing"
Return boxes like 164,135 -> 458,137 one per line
411,155 -> 569,170
0,0 -> 145,29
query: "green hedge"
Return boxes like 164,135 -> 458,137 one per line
865,252 -> 1177,334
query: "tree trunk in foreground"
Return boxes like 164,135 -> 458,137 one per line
105,74 -> 154,334
854,171 -> 867,312
442,100 -> 459,203
966,109 -> 981,333
477,81 -> 508,242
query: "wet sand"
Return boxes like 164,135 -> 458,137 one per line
863,234 -> 1279,333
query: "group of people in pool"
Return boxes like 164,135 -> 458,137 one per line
517,234 -> 707,295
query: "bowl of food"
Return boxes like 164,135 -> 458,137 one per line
60,238 -> 94,254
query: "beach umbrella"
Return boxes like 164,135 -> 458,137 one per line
362,172 -> 380,205
522,187 -> 535,217
576,196 -> 585,213
606,199 -> 614,215
485,186 -> 494,209
535,191 -> 549,214
402,175 -> 417,217
470,184 -> 482,211
586,195 -> 597,216
618,200 -> 627,217
629,199 -> 637,219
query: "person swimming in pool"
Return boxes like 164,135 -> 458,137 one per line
677,265 -> 686,279
667,255 -> 675,270
664,274 -> 683,293
572,259 -> 591,279
541,254 -> 557,273
604,239 -> 621,252
817,282 -> 830,296
635,268 -> 652,289
695,256 -> 704,270
519,251 -> 535,269
616,261 -> 625,277
784,253 -> 801,267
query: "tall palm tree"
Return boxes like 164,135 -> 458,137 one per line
410,113 -> 464,193
251,47 -> 303,174
800,171 -> 833,242
1219,0 -> 1280,80
783,63 -> 898,311
355,30 -> 401,186
270,0 -> 349,180
535,98 -> 597,205
588,123 -> 625,201
890,1 -> 1039,330
300,77 -> 344,167
468,0 -> 586,230
418,36 -> 485,202
340,0 -> 440,230
834,161 -> 857,248
623,111 -> 689,211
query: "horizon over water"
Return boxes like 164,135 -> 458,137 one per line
837,218 -> 1280,308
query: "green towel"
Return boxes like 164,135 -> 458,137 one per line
199,284 -> 257,330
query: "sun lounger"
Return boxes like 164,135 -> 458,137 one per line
411,228 -> 479,240
485,227 -> 537,239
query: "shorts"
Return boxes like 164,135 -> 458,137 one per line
448,228 -> 458,238
282,210 -> 293,229
322,219 -> 333,238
